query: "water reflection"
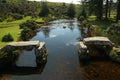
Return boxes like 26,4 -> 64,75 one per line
1,19 -> 87,80
41,27 -> 51,38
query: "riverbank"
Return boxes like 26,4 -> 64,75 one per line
0,16 -> 44,48
84,60 -> 120,80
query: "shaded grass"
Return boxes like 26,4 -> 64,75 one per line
88,16 -> 115,29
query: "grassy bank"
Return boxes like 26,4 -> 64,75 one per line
0,16 -> 44,48
88,16 -> 113,29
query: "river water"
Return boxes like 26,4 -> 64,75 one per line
0,19 -> 88,80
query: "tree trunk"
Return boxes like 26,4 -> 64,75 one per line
105,0 -> 109,20
116,0 -> 120,22
108,0 -> 113,18
96,0 -> 103,20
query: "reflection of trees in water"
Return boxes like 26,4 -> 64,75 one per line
0,62 -> 47,76
42,27 -> 51,38
77,26 -> 84,40
68,21 -> 74,31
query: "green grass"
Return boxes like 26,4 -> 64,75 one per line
0,16 -> 32,48
0,16 -> 45,48
88,16 -> 114,29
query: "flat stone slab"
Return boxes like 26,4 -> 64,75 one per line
7,41 -> 40,47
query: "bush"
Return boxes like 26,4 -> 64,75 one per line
2,33 -> 14,42
94,26 -> 107,36
20,27 -> 36,41
0,50 -> 19,68
0,18 -> 3,22
11,13 -> 23,20
78,16 -> 85,22
107,23 -> 120,45
6,16 -> 15,22
20,20 -> 38,30
77,9 -> 87,20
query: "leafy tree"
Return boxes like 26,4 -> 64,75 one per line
2,33 -> 14,42
39,1 -> 49,17
67,3 -> 75,19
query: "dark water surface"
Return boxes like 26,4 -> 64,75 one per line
1,19 -> 88,80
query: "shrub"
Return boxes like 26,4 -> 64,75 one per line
11,13 -> 23,20
20,27 -> 36,41
6,16 -> 14,22
107,23 -> 120,45
2,33 -> 14,42
94,26 -> 107,36
77,9 -> 87,20
0,50 -> 19,68
20,20 -> 38,30
0,18 -> 3,22
78,16 -> 85,22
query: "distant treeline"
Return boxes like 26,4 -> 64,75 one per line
0,0 -> 76,22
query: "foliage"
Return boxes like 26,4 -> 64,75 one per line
20,20 -> 38,30
0,50 -> 19,67
20,27 -> 36,41
77,9 -> 87,20
39,1 -> 49,17
11,13 -> 23,20
94,26 -> 107,36
107,23 -> 120,45
0,0 -> 40,21
88,0 -> 103,20
109,48 -> 120,63
6,16 -> 14,22
78,16 -> 85,21
2,33 -> 14,42
67,3 -> 75,19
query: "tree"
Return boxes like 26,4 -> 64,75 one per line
39,1 -> 49,17
108,0 -> 113,17
116,0 -> 120,22
2,33 -> 14,42
105,0 -> 109,20
88,0 -> 103,20
67,3 -> 75,19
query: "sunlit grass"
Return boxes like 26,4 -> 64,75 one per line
0,16 -> 32,48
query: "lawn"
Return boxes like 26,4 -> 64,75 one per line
88,16 -> 114,29
0,16 -> 32,48
0,16 -> 45,48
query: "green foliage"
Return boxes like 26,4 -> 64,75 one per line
20,27 -> 36,41
109,48 -> 120,63
11,13 -> 23,20
6,16 -> 15,22
67,3 -> 75,19
107,23 -> 120,45
0,50 -> 19,67
39,1 -> 49,17
0,0 -> 40,20
2,33 -> 14,42
20,20 -> 38,30
80,16 -> 86,21
94,26 -> 107,36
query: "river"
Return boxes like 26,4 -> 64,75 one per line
0,19 -> 86,80
0,19 -> 120,80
